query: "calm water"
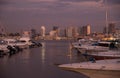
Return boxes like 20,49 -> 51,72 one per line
0,40 -> 88,78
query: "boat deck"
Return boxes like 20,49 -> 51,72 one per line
59,59 -> 120,71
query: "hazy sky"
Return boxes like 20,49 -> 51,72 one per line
0,0 -> 120,33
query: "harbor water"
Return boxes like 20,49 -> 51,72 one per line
0,40 -> 88,78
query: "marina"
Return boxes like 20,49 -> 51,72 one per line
0,0 -> 120,78
0,40 -> 88,78
57,39 -> 120,78
0,39 -> 120,78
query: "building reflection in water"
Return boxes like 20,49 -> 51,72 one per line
41,42 -> 46,64
0,56 -> 9,65
20,48 -> 31,64
68,42 -> 73,64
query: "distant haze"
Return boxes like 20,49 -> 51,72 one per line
0,0 -> 120,33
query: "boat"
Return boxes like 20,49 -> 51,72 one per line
0,40 -> 9,56
4,38 -> 28,49
19,37 -> 32,45
59,59 -> 120,78
19,37 -> 33,47
29,41 -> 42,48
85,50 -> 120,60
72,41 -> 109,53
72,38 -> 90,48
19,37 -> 42,48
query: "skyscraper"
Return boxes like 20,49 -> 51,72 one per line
66,26 -> 78,38
31,29 -> 37,39
103,26 -> 107,34
52,26 -> 59,37
108,23 -> 115,34
41,26 -> 46,38
86,24 -> 91,35
81,24 -> 91,36
66,26 -> 73,38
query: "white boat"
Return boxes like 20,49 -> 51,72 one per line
72,38 -> 89,48
71,42 -> 81,48
19,37 -> 43,48
4,38 -> 28,49
86,50 -> 120,60
19,37 -> 33,46
59,59 -> 120,78
73,44 -> 109,53
0,40 -> 9,55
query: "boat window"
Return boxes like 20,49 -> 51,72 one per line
18,40 -> 26,43
98,43 -> 110,47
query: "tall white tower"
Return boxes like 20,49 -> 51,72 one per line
41,26 -> 46,38
86,24 -> 91,35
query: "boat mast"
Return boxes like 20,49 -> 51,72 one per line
105,0 -> 108,36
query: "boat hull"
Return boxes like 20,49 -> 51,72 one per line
89,55 -> 120,60
60,67 -> 120,78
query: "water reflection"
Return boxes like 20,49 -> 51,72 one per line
41,42 -> 46,64
0,56 -> 9,65
20,49 -> 31,64
0,40 -> 88,78
67,42 -> 73,64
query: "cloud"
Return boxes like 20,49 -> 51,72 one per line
59,0 -> 98,2
0,0 -> 71,12
29,0 -> 56,1
1,0 -> 119,11
0,0 -> 119,32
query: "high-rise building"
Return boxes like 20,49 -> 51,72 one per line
52,26 -> 59,37
81,24 -> 91,36
108,23 -> 115,34
31,29 -> 37,39
103,26 -> 107,34
86,24 -> 91,35
41,26 -> 46,37
115,28 -> 120,38
53,26 -> 58,31
22,31 -> 30,37
66,26 -> 78,38
59,28 -> 66,37
66,26 -> 73,38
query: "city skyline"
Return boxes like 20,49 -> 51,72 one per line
0,0 -> 120,33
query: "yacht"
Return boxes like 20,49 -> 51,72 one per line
85,50 -> 120,60
72,41 -> 110,53
19,37 -> 33,47
4,38 -> 28,49
59,59 -> 120,78
0,40 -> 9,55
